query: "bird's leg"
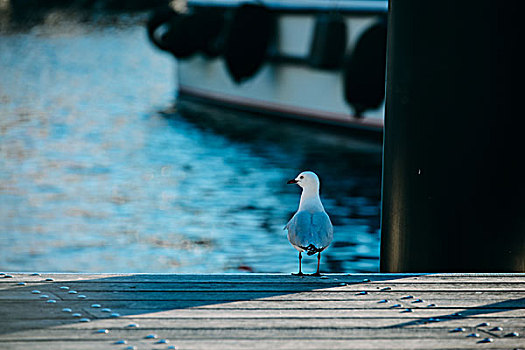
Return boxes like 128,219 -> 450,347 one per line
292,252 -> 304,276
311,252 -> 322,276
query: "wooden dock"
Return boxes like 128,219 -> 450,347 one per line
0,273 -> 524,349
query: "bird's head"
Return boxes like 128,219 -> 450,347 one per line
287,171 -> 320,190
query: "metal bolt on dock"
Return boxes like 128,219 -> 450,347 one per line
478,338 -> 494,343
451,327 -> 466,333
505,332 -> 519,337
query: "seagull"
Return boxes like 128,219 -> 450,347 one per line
285,171 -> 333,276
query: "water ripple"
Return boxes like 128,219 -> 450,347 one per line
0,15 -> 382,273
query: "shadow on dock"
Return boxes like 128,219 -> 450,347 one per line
1,273 -> 524,349
389,297 -> 525,329
1,273 -> 409,335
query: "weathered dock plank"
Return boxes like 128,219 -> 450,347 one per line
2,298 -> 524,311
0,338 -> 523,350
2,304 -> 524,319
0,273 -> 523,349
3,282 -> 525,292
1,317 -> 524,334
2,326 -> 525,342
1,273 -> 523,283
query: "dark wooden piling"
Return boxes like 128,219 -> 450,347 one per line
0,273 -> 524,349
381,1 -> 525,272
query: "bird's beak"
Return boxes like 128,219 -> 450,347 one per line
287,179 -> 298,184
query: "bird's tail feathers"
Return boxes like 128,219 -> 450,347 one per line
302,244 -> 322,256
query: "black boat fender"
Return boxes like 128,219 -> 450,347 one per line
343,19 -> 388,117
223,3 -> 275,84
308,13 -> 348,70
147,6 -> 226,59
146,6 -> 178,53
198,9 -> 227,58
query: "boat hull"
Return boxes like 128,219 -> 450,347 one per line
175,4 -> 386,132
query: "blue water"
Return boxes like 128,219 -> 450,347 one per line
0,15 -> 382,274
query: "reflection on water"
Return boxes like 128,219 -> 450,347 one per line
0,15 -> 382,273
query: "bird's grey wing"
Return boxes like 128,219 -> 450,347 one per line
311,211 -> 333,249
286,211 -> 311,248
286,211 -> 333,249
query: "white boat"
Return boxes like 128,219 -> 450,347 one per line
147,0 -> 388,133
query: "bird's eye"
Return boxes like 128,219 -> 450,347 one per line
299,175 -> 304,179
